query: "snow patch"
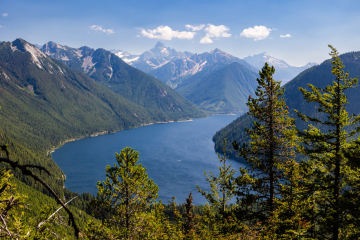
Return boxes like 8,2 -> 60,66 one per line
123,56 -> 139,63
23,42 -> 47,69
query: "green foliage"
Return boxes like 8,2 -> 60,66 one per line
41,42 -> 207,120
0,38 -> 203,218
87,147 -> 161,239
233,62 -> 299,225
214,50 -> 360,161
196,139 -> 241,237
294,45 -> 360,239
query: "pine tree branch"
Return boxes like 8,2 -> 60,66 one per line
0,157 -> 80,238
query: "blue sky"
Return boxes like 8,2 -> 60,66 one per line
1,0 -> 359,66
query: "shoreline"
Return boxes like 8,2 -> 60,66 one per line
49,112 -> 243,155
48,115 -> 211,155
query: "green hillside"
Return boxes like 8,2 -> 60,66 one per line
0,38 -> 205,226
0,39 -> 173,153
176,62 -> 258,113
213,51 -> 360,160
41,42 -> 207,120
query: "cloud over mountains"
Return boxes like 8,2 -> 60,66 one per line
240,25 -> 273,41
140,24 -> 231,44
140,26 -> 196,40
200,24 -> 231,44
89,25 -> 115,34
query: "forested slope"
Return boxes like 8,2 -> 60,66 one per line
0,38 -> 205,228
177,62 -> 258,113
41,41 -> 207,120
214,51 -> 360,160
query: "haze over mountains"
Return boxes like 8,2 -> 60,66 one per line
177,62 -> 258,113
213,51 -> 360,160
109,41 -> 316,88
40,41 -> 206,119
112,42 -> 257,88
244,52 -> 317,85
35,40 -> 318,114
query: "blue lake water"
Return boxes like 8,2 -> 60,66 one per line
51,114 -> 246,205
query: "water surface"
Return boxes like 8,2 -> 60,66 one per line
52,114 -> 246,205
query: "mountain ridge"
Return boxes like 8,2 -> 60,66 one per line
176,62 -> 258,113
213,50 -> 360,160
39,41 -> 207,120
244,52 -> 317,84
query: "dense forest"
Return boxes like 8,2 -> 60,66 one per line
214,49 -> 360,161
1,45 -> 360,239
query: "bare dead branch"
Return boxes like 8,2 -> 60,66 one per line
37,196 -> 77,230
0,215 -> 12,240
22,165 -> 51,176
0,156 -> 80,238
0,183 -> 8,195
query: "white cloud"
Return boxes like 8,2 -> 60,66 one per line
199,24 -> 231,44
280,34 -> 291,38
199,35 -> 213,44
240,25 -> 272,41
140,26 -> 195,40
0,25 -> 3,27
89,25 -> 115,34
2,13 -> 8,17
185,24 -> 205,31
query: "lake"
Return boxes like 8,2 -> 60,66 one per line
52,114 -> 246,205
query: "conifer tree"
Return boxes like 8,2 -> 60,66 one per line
295,45 -> 360,240
183,192 -> 196,236
87,147 -> 159,239
233,62 -> 299,225
196,139 -> 238,236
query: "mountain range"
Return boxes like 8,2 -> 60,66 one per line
0,38 -> 207,198
112,42 -> 257,88
39,41 -> 206,120
37,41 -> 318,114
176,62 -> 258,113
244,52 -> 317,85
111,42 -> 316,88
213,51 -> 360,160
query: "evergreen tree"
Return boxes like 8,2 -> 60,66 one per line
233,62 -> 299,225
196,139 -> 238,236
87,147 -> 159,239
183,192 -> 196,237
295,45 -> 360,239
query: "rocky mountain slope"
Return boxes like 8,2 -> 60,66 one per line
40,41 -> 206,120
244,52 -> 317,84
176,62 -> 258,113
114,42 -> 258,88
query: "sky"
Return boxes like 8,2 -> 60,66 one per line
0,0 -> 359,66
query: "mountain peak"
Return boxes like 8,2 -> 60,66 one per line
11,38 -> 47,69
210,48 -> 225,54
155,41 -> 166,48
